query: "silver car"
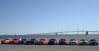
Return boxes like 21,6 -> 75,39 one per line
79,39 -> 88,45
69,39 -> 78,45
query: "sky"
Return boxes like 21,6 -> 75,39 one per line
0,0 -> 99,35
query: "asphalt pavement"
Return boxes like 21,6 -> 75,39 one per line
0,44 -> 99,51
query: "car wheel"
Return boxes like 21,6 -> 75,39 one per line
95,43 -> 98,46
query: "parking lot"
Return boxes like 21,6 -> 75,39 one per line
0,44 -> 99,51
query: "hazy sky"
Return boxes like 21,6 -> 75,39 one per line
0,0 -> 99,35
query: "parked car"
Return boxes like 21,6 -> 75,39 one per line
69,39 -> 78,45
59,39 -> 67,45
38,39 -> 47,45
1,38 -> 12,44
25,39 -> 38,45
79,39 -> 88,45
18,39 -> 27,44
88,39 -> 98,46
48,39 -> 57,45
1,39 -> 6,44
10,39 -> 20,44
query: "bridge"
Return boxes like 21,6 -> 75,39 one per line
36,31 -> 99,35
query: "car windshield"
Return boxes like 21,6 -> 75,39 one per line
90,39 -> 96,41
5,39 -> 9,40
22,39 -> 26,40
49,39 -> 56,41
14,39 -> 18,40
80,39 -> 85,41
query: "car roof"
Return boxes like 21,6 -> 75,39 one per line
30,39 -> 36,40
50,39 -> 56,40
90,39 -> 96,41
21,39 -> 26,40
13,39 -> 19,40
60,39 -> 66,40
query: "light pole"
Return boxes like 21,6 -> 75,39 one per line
5,34 -> 6,39
77,28 -> 79,35
15,34 -> 16,39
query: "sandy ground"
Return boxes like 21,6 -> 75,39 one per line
0,44 -> 99,51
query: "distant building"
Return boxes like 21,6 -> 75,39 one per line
55,32 -> 58,35
86,31 -> 88,35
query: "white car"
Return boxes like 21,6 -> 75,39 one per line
69,39 -> 78,45
79,39 -> 88,45
0,41 -> 1,44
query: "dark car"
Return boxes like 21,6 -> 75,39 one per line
88,39 -> 98,46
79,39 -> 88,45
69,39 -> 78,45
59,39 -> 67,45
25,39 -> 38,45
48,39 -> 57,45
18,39 -> 26,44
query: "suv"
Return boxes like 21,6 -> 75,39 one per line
25,39 -> 38,45
88,39 -> 98,46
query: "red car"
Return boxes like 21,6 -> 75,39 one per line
38,39 -> 47,45
59,39 -> 67,45
10,39 -> 20,44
